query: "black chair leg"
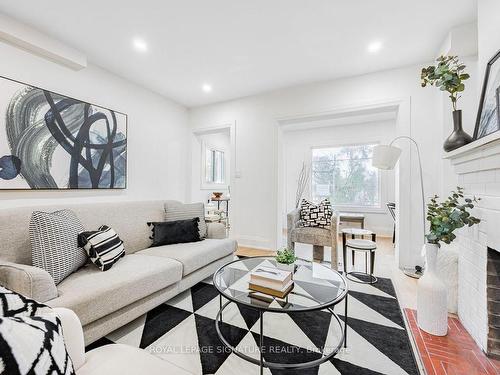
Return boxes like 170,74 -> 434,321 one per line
370,250 -> 375,278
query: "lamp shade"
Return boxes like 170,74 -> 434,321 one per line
372,145 -> 402,170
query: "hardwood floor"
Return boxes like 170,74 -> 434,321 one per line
235,246 -> 275,257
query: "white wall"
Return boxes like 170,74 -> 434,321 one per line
190,63 -> 445,264
283,120 -> 396,236
478,0 -> 500,73
0,42 -> 189,208
190,130 -> 231,204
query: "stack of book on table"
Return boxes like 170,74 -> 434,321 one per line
249,266 -> 294,298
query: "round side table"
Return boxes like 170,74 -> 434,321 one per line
341,228 -> 377,284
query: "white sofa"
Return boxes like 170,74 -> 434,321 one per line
0,200 -> 237,344
56,307 -> 192,375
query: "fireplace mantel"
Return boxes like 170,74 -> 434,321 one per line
443,132 -> 500,171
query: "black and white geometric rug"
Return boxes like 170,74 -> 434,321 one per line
88,274 -> 420,375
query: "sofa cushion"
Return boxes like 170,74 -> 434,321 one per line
46,254 -> 182,326
137,239 -> 236,276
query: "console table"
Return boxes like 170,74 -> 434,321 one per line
339,212 -> 365,229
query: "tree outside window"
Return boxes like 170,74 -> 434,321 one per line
312,144 -> 380,208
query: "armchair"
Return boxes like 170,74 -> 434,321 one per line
287,209 -> 339,269
55,307 -> 192,375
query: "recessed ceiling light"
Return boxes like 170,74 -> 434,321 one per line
202,84 -> 212,93
132,37 -> 148,52
368,41 -> 383,53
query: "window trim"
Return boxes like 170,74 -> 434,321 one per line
201,140 -> 228,190
310,141 -> 386,213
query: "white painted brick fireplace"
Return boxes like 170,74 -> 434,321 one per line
445,132 -> 500,358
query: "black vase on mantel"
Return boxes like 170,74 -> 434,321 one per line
443,110 -> 473,152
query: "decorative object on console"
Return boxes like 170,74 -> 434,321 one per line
165,201 -> 207,238
0,287 -> 75,375
421,55 -> 472,151
0,76 -> 127,189
249,265 -> 294,298
78,225 -> 125,271
474,49 -> 500,140
29,209 -> 88,284
373,136 -> 425,279
275,247 -> 297,272
299,198 -> 333,228
212,192 -> 223,198
147,218 -> 201,246
418,187 -> 480,336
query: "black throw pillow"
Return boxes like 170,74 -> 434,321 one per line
148,217 -> 201,247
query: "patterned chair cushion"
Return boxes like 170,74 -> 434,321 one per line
299,199 -> 333,228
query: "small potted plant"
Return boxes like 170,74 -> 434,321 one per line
418,187 -> 480,336
275,248 -> 297,272
421,56 -> 472,152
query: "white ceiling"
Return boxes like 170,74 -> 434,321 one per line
0,0 -> 477,108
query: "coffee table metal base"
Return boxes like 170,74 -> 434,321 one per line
215,296 -> 347,374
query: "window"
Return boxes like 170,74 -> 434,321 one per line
311,143 -> 380,208
205,148 -> 225,184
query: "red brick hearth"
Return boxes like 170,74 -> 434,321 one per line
405,309 -> 500,375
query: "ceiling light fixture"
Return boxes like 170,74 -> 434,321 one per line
132,37 -> 148,52
368,41 -> 383,53
202,84 -> 212,93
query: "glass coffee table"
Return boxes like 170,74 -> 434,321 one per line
213,257 -> 348,374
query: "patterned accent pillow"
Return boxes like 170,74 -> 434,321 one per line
164,202 -> 207,238
30,210 -> 88,285
0,287 -> 75,374
0,286 -> 51,318
299,199 -> 333,228
78,225 -> 125,271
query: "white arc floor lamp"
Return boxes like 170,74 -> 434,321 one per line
372,136 -> 425,279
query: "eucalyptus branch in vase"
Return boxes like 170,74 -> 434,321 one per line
420,55 -> 472,151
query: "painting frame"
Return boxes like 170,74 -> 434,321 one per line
0,75 -> 128,190
473,50 -> 500,140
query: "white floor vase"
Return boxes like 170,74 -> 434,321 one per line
417,243 -> 448,336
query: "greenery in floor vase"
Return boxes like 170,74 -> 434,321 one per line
420,55 -> 470,111
425,187 -> 480,245
276,248 -> 297,264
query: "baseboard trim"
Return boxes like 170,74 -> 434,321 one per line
232,235 -> 273,251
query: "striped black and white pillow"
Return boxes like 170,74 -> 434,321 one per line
30,209 -> 88,285
164,202 -> 207,238
78,226 -> 125,271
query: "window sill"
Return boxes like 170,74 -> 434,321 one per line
333,206 -> 387,214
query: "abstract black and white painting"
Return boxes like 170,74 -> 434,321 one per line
474,50 -> 500,140
0,76 -> 127,189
